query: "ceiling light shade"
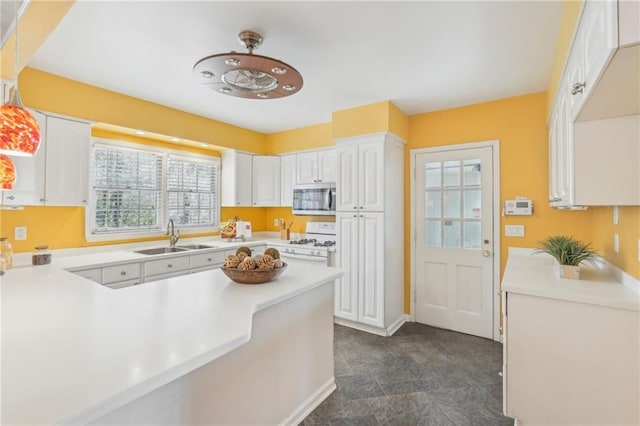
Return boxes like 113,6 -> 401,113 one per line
193,30 -> 303,100
0,154 -> 17,190
0,0 -> 41,157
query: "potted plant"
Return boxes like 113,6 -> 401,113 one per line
534,235 -> 600,280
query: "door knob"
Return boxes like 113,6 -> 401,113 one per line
484,239 -> 490,244
482,250 -> 491,257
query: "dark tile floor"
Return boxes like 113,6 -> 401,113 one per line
301,323 -> 514,426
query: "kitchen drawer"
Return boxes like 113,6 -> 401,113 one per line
144,271 -> 189,283
144,255 -> 190,277
104,279 -> 139,289
73,267 -> 102,283
190,251 -> 225,269
103,263 -> 141,284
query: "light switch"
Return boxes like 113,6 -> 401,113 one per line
505,225 -> 525,237
14,226 -> 27,241
613,233 -> 619,253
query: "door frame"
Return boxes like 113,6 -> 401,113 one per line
409,140 -> 501,341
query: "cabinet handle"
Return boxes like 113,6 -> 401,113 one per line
353,215 -> 357,217
40,198 -> 46,202
236,202 -> 240,205
207,258 -> 212,262
360,215 -> 363,217
120,271 -> 127,276
360,206 -> 364,209
6,196 -> 14,200
353,206 -> 357,209
167,264 -> 173,268
549,197 -> 561,202
570,82 -> 585,95
82,200 -> 87,204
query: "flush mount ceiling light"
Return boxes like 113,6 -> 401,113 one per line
193,30 -> 303,100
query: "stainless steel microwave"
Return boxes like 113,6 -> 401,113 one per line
292,183 -> 336,216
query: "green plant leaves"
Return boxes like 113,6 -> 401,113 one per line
534,235 -> 600,267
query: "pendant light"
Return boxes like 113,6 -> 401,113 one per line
0,0 -> 41,157
0,155 -> 17,190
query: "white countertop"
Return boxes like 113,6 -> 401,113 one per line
1,252 -> 343,425
502,253 -> 640,311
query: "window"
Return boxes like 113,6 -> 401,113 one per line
167,155 -> 218,227
88,140 -> 220,239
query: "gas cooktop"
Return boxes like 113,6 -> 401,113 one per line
289,239 -> 336,247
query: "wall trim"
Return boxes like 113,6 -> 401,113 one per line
281,377 -> 336,426
332,131 -> 407,147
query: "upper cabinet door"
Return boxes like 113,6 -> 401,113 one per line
296,152 -> 318,184
358,141 -> 384,212
581,0 -> 617,98
221,151 -> 253,207
280,154 -> 296,207
44,116 -> 91,206
2,110 -> 47,207
335,144 -> 358,211
252,156 -> 281,206
318,149 -> 337,183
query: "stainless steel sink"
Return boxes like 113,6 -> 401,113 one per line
177,244 -> 215,250
134,247 -> 189,255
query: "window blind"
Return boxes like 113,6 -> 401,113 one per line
91,145 -> 163,232
167,155 -> 218,227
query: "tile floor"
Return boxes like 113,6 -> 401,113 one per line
301,323 -> 514,425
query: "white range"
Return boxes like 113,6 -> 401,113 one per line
268,221 -> 336,267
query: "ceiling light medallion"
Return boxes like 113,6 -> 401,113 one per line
0,0 -> 41,157
0,154 -> 17,190
193,30 -> 303,100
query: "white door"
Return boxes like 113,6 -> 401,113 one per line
414,146 -> 495,339
317,149 -> 337,183
335,144 -> 358,211
358,212 -> 385,327
44,116 -> 91,205
335,212 -> 358,322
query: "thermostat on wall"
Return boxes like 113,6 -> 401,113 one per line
504,199 -> 533,215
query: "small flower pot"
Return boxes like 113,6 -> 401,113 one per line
559,264 -> 580,280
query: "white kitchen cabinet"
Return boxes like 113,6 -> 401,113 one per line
280,153 -> 296,206
333,132 -> 405,336
251,156 -> 281,206
190,250 -> 226,271
335,212 -> 385,328
221,150 -> 253,207
295,149 -> 336,184
143,255 -> 190,279
502,254 -> 639,425
547,0 -> 637,207
102,262 -> 141,284
44,116 -> 91,206
336,138 -> 385,212
1,110 -> 47,207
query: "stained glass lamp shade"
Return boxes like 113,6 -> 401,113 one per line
1,91 -> 41,156
0,154 -> 17,190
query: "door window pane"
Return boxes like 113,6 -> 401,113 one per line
463,190 -> 481,218
463,221 -> 481,250
443,190 -> 461,218
443,161 -> 460,188
443,220 -> 460,248
463,159 -> 481,187
425,162 -> 441,188
426,191 -> 441,218
425,220 -> 442,247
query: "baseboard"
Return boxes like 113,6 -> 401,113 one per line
281,377 -> 336,426
334,315 -> 409,337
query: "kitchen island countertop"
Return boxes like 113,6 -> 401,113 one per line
1,258 -> 342,424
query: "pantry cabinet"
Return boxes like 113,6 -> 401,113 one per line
221,150 -> 253,207
2,113 -> 91,207
251,156 -> 280,206
280,153 -> 296,206
334,132 -> 405,336
296,149 -> 336,184
336,212 -> 384,327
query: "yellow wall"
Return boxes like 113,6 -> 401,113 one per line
547,1 -> 584,116
265,123 -> 333,154
332,100 -> 408,140
405,92 -> 594,311
19,68 -> 267,154
591,207 -> 640,279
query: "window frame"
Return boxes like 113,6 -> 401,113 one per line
85,138 -> 221,242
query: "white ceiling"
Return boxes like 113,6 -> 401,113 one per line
28,1 -> 564,134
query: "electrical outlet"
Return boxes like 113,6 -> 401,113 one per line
505,225 -> 525,237
613,233 -> 619,253
14,226 -> 27,241
613,206 -> 619,225
274,218 -> 279,227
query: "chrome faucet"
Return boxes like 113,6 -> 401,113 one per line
166,219 -> 180,247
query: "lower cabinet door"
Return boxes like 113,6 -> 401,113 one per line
335,213 -> 358,321
357,213 -> 385,328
